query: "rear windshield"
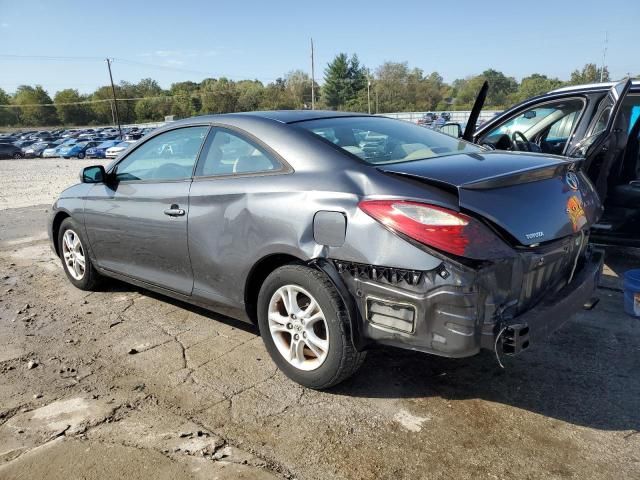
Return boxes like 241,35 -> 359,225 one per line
296,116 -> 481,165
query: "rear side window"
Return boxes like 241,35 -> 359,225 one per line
297,116 -> 480,165
115,126 -> 208,181
195,128 -> 279,177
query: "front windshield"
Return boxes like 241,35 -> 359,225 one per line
296,116 -> 481,165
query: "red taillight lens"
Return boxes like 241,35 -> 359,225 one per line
359,200 -> 476,256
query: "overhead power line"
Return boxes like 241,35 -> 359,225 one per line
0,53 -> 282,83
0,90 -> 235,108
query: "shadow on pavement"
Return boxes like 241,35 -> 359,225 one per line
98,247 -> 640,433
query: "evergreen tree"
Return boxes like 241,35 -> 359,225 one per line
323,53 -> 351,110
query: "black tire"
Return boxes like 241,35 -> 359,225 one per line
12,152 -> 22,159
257,264 -> 366,389
57,217 -> 101,290
77,152 -> 85,159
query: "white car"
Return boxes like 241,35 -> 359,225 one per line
105,141 -> 136,159
42,146 -> 60,158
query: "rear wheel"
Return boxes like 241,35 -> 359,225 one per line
12,152 -> 22,159
257,264 -> 365,389
77,152 -> 85,159
57,218 -> 101,290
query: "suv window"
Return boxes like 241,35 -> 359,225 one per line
481,98 -> 584,154
115,126 -> 208,181
195,128 -> 279,176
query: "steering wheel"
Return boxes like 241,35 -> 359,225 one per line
511,131 -> 532,152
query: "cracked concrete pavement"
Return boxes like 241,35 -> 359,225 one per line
1,159 -> 639,479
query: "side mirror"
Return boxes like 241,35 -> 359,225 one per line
81,165 -> 106,183
438,123 -> 462,138
523,111 -> 537,119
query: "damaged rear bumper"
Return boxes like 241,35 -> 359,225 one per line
331,246 -> 604,358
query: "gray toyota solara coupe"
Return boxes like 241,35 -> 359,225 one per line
49,110 -> 604,388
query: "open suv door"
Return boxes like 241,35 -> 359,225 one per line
569,79 -> 640,245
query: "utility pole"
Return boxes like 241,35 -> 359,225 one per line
375,88 -> 379,114
106,58 -> 123,138
600,31 -> 608,82
310,38 -> 315,110
109,100 -> 116,127
366,73 -> 371,114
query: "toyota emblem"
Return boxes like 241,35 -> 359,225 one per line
566,172 -> 579,190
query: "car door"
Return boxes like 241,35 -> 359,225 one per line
83,125 -> 209,295
567,79 -> 633,202
187,127 -> 288,309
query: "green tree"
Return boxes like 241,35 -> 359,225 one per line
236,80 -> 264,111
54,89 -> 92,125
512,74 -> 563,102
13,85 -> 58,126
569,63 -> 610,85
454,69 -> 518,108
169,81 -> 201,118
116,81 -> 138,124
323,53 -> 366,110
135,97 -> 172,122
260,78 -> 296,110
90,86 -> 116,125
0,88 -> 18,126
375,61 -> 410,112
285,70 -> 313,108
136,78 -> 163,98
200,78 -> 239,114
323,53 -> 350,109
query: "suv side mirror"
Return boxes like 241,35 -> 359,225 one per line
81,165 -> 106,183
438,123 -> 462,138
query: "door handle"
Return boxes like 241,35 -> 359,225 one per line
164,204 -> 186,217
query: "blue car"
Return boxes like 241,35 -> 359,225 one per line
86,140 -> 121,159
59,141 -> 101,159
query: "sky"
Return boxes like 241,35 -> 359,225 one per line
0,0 -> 638,95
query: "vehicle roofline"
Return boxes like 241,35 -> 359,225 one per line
548,79 -> 640,94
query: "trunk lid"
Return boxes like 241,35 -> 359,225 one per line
379,151 -> 603,246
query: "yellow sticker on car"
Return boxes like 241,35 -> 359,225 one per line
566,196 -> 587,232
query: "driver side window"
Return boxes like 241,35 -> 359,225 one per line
482,98 -> 584,153
115,126 -> 209,181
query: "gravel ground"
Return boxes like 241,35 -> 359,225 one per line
0,158 -> 110,209
0,159 -> 639,479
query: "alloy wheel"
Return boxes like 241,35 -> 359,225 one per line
267,285 -> 329,371
62,229 -> 86,280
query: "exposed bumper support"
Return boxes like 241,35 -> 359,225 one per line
331,246 -> 604,359
497,248 -> 604,354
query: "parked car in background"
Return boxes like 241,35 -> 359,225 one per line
42,141 -> 72,158
86,140 -> 122,159
105,140 -> 136,159
417,112 -> 435,127
23,141 -> 58,158
0,142 -> 24,159
50,111 -> 603,388
59,141 -> 101,159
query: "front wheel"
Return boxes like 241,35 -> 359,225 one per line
12,152 -> 22,159
57,217 -> 101,290
257,265 -> 366,389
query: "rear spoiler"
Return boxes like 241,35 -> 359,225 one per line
379,158 -> 583,191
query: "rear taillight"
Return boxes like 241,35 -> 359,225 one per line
359,200 -> 492,257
